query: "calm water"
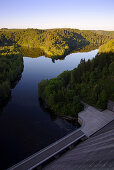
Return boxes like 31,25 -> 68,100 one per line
0,49 -> 98,169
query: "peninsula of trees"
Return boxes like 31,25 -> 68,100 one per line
38,39 -> 114,118
0,28 -> 114,110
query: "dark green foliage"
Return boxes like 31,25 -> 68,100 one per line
38,71 -> 84,118
0,46 -> 23,108
109,62 -> 114,76
69,40 -> 114,109
0,29 -> 114,113
0,81 -> 10,100
39,40 -> 114,114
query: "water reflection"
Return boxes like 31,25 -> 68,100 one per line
0,48 -> 98,169
20,44 -> 98,61
20,47 -> 45,58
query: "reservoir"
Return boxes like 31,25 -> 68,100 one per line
0,49 -> 98,169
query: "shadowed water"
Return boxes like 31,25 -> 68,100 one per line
0,49 -> 98,169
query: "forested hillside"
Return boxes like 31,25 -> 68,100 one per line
99,39 -> 114,53
0,28 -> 113,110
38,39 -> 114,118
0,28 -> 114,58
0,46 -> 23,109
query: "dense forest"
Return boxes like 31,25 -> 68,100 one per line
0,28 -> 114,59
0,45 -> 23,109
38,39 -> 114,118
0,28 -> 114,110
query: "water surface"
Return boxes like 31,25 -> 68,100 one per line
0,49 -> 98,169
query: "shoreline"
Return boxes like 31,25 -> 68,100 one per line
39,98 -> 82,127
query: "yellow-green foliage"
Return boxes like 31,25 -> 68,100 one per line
0,28 -> 114,58
0,46 -> 19,56
99,39 -> 114,53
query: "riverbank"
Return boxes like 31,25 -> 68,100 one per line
38,76 -> 84,119
0,46 -> 23,110
39,98 -> 81,126
0,47 -> 99,169
38,40 -> 114,118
